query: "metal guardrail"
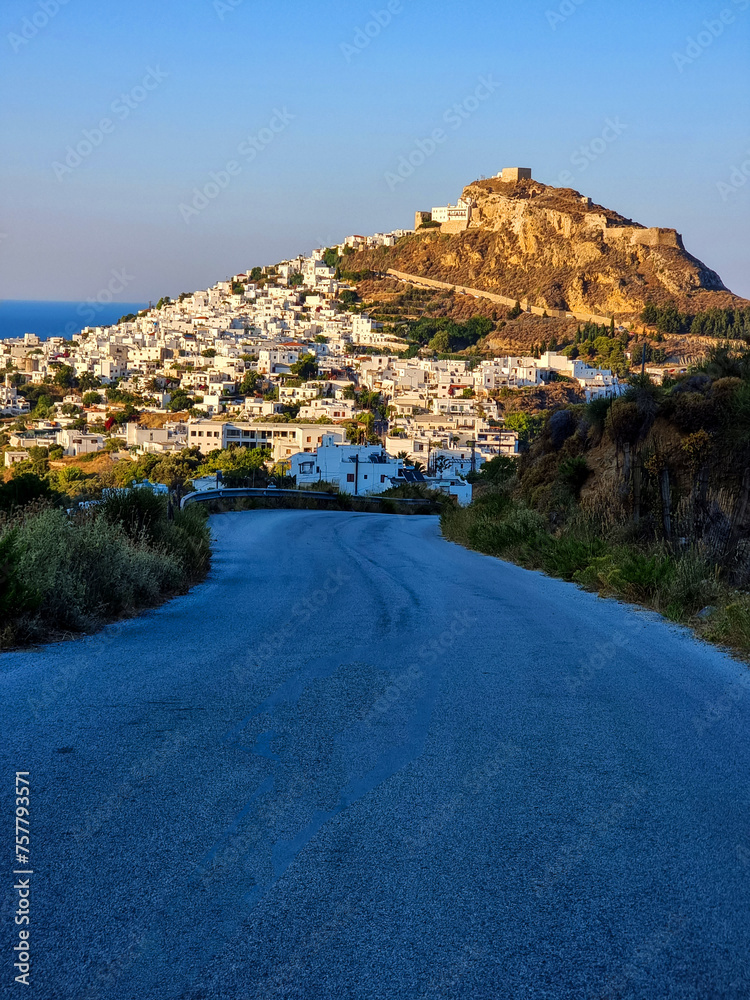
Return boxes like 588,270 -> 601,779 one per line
180,488 -> 439,510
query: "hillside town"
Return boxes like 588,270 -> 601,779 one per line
1,226 -> 627,504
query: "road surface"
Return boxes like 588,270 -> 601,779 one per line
2,511 -> 750,999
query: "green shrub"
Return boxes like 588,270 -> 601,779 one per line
611,550 -> 676,600
542,536 -> 605,581
99,488 -> 168,544
0,489 -> 211,647
586,396 -> 613,432
701,597 -> 750,651
464,502 -> 546,558
558,456 -> 590,495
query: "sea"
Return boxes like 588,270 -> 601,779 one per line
0,300 -> 149,342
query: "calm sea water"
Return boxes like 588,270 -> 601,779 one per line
0,300 -> 148,342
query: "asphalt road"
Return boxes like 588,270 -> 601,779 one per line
2,510 -> 750,999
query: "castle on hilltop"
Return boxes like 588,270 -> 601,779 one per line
415,166 -> 685,249
497,167 -> 532,182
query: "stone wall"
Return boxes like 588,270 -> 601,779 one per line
385,269 -> 615,326
439,219 -> 471,235
501,167 -> 532,182
602,226 -> 684,250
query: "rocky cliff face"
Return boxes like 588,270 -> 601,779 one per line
351,177 -> 745,319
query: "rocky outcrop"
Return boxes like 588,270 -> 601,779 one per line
349,176 -> 745,319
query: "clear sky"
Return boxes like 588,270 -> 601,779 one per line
1,0 -> 749,302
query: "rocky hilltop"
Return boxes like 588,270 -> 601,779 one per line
349,175 -> 746,320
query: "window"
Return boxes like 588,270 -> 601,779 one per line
346,473 -> 355,482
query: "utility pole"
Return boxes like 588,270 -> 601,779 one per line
641,343 -> 647,377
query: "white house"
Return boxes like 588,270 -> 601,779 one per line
297,398 -> 356,421
257,346 -> 301,374
0,377 -> 30,416
431,197 -> 473,225
57,428 -> 105,457
125,423 -> 187,454
187,420 -> 346,461
291,435 -> 405,495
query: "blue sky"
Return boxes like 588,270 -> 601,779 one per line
1,0 -> 749,301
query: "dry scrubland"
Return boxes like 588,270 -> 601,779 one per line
443,348 -> 750,659
0,490 -> 210,649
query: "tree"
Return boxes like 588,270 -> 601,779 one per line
201,348 -> 217,358
31,394 -> 54,419
0,472 -> 57,511
54,365 -> 76,389
196,445 -> 270,484
241,370 -> 261,395
167,392 -> 193,412
250,267 -> 263,282
503,410 -> 544,447
291,354 -> 318,380
508,301 -> 522,320
323,248 -> 340,268
78,372 -> 101,392
26,445 -> 50,475
428,330 -> 451,353
468,455 -> 516,485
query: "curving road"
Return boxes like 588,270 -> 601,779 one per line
2,511 -> 750,999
